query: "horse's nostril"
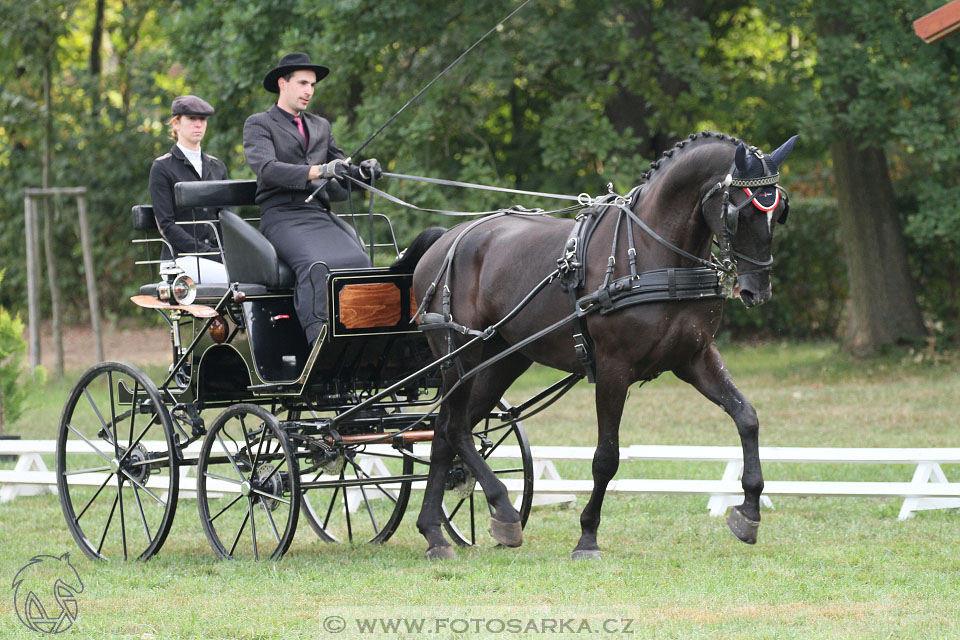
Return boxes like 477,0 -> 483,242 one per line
740,290 -> 756,306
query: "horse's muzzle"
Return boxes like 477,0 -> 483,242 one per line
737,272 -> 772,308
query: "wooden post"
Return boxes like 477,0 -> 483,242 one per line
76,194 -> 103,362
42,197 -> 64,378
23,187 -> 97,371
24,196 -> 41,371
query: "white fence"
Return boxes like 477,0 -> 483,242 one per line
3,440 -> 960,520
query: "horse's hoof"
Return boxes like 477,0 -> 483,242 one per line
489,517 -> 523,548
571,549 -> 602,560
727,507 -> 759,544
425,545 -> 456,560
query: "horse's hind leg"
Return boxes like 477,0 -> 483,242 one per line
455,355 -> 532,547
416,411 -> 460,560
573,370 -> 629,559
675,343 -> 763,544
416,352 -> 531,557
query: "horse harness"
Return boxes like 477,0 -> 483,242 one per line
558,186 -> 723,382
416,148 -> 787,384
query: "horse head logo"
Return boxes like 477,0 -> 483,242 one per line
12,553 -> 84,634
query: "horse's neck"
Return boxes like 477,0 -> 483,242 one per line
625,181 -> 714,269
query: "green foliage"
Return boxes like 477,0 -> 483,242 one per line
721,198 -> 847,339
0,302 -> 46,433
0,0 -> 958,341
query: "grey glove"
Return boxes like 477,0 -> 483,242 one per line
318,158 -> 349,179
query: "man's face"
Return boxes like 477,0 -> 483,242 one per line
174,115 -> 207,148
278,69 -> 317,114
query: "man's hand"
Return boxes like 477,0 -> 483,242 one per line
317,158 -> 349,179
358,158 -> 382,180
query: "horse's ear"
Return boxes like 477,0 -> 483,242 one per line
769,135 -> 798,169
734,143 -> 748,173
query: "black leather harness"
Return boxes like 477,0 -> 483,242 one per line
415,185 -> 725,384
556,185 -> 723,381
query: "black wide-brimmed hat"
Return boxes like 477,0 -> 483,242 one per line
171,95 -> 214,117
262,52 -> 330,93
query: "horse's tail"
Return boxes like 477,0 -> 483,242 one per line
389,227 -> 446,273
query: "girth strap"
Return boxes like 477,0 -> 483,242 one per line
577,267 -> 722,316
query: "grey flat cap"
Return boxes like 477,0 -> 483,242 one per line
171,95 -> 214,117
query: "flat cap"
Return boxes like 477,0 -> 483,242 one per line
171,95 -> 214,117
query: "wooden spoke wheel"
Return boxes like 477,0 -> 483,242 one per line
56,361 -> 179,561
196,404 -> 300,560
442,400 -> 534,547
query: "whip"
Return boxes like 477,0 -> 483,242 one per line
305,0 -> 534,203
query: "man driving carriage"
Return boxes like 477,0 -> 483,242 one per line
243,52 -> 383,346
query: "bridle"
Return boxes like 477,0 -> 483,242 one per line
699,147 -> 790,280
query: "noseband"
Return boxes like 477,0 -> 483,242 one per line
699,147 -> 790,276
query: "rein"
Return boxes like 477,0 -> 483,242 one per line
341,146 -> 784,385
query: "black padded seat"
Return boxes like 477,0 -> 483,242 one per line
174,179 -> 258,209
219,210 -> 295,289
132,204 -> 158,231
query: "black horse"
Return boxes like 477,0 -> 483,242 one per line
398,131 -> 797,559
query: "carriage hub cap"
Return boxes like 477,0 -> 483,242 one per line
254,463 -> 283,511
445,459 -> 476,501
240,480 -> 252,496
109,458 -> 121,473
125,444 -> 151,484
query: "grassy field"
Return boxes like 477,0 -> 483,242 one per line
1,342 -> 959,639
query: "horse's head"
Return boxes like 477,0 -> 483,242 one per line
701,135 -> 797,307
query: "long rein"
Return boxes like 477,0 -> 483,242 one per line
323,173 -> 767,442
340,173 -> 741,356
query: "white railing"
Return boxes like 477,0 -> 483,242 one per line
4,440 -> 960,520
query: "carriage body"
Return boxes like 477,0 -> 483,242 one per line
55,179 -> 533,561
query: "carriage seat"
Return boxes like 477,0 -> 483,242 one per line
219,210 -> 295,289
169,179 -> 293,290
132,204 -> 158,231
132,204 -> 232,299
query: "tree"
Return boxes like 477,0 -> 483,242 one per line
760,0 -> 960,353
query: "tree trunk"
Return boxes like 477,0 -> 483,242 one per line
43,53 -> 65,378
830,133 -> 927,354
89,0 -> 105,118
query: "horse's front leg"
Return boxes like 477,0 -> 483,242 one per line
675,343 -> 763,544
572,372 -> 628,559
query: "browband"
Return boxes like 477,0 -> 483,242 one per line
729,173 -> 780,188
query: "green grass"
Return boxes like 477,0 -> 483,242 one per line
2,342 -> 959,639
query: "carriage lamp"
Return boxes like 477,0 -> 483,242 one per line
209,315 -> 228,343
171,274 -> 197,306
156,281 -> 172,301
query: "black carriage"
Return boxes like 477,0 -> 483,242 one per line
55,179 -> 535,561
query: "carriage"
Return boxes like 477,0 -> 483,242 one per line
56,131 -> 797,561
54,178 -> 547,561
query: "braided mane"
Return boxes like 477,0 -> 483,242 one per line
638,131 -> 743,185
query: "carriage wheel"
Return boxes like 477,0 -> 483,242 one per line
56,361 -> 179,561
299,437 -> 414,544
442,400 -> 534,547
197,404 -> 300,560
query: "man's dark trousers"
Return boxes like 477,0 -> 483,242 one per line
260,202 -> 370,344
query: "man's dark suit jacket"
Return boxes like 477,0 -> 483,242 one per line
148,144 -> 227,259
243,105 -> 349,212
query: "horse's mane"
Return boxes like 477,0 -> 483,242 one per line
638,131 -> 744,187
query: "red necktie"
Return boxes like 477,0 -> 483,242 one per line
293,116 -> 306,142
